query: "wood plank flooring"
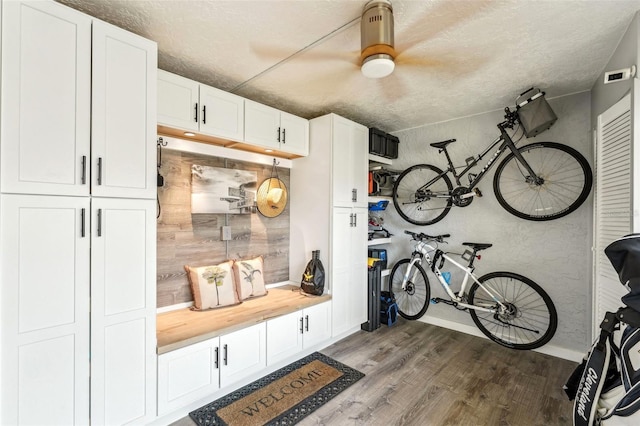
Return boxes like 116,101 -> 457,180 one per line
171,319 -> 577,426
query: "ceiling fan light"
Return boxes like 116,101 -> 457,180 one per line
361,54 -> 395,78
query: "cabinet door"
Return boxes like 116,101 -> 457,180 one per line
220,323 -> 266,388
280,111 -> 309,156
266,311 -> 303,366
303,302 -> 332,348
331,116 -> 355,207
351,208 -> 369,326
244,99 -> 281,150
90,198 -> 156,425
1,194 -> 90,425
351,123 -> 369,208
1,0 -> 91,196
200,84 -> 245,141
157,339 -> 220,415
91,20 -> 157,199
331,208 -> 353,336
157,69 -> 199,132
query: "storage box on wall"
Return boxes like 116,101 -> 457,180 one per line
368,127 -> 399,159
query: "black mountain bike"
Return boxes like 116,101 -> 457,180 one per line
392,108 -> 593,225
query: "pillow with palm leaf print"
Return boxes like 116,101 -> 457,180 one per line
184,260 -> 241,310
233,256 -> 268,300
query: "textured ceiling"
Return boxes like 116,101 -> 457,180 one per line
57,0 -> 640,132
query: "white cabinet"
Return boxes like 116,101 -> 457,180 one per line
0,2 -> 158,424
0,1 -> 157,200
290,113 -> 368,339
157,338 -> 220,416
158,70 -> 244,141
157,323 -> 266,415
244,99 -> 309,156
91,21 -> 157,200
331,208 -> 368,336
220,323 -> 267,387
90,198 -> 157,425
331,115 -> 369,208
0,0 -> 91,197
266,302 -> 331,366
0,194 -> 90,426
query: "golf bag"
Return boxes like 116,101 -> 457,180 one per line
565,234 -> 640,425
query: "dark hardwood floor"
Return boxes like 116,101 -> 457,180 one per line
172,319 -> 577,425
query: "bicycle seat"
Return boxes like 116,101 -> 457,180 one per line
462,242 -> 493,252
429,139 -> 456,149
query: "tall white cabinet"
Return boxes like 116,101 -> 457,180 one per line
0,1 -> 158,424
290,113 -> 368,338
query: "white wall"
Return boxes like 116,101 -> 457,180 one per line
384,91 -> 593,354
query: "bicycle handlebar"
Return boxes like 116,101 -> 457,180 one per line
404,230 -> 450,242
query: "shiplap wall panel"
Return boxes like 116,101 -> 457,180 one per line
156,149 -> 290,307
593,94 -> 631,338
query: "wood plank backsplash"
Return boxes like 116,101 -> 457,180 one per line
156,149 -> 290,308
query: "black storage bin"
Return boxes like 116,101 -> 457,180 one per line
361,262 -> 382,332
368,248 -> 387,269
369,128 -> 386,156
384,134 -> 399,159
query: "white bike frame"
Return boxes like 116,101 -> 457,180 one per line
402,240 -> 508,314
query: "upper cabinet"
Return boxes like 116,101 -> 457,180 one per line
158,72 -> 308,158
0,2 -> 157,199
157,70 -> 244,142
91,21 -> 157,200
244,100 -> 309,157
1,0 -> 92,196
331,115 -> 369,208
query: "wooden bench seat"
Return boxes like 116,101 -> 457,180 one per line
156,285 -> 331,354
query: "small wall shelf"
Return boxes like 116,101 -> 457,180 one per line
368,153 -> 393,165
368,237 -> 392,246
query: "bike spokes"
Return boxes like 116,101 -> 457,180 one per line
393,164 -> 453,226
493,142 -> 592,221
468,272 -> 557,350
389,259 -> 430,320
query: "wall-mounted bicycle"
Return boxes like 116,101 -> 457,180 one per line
390,231 -> 557,350
392,106 -> 592,225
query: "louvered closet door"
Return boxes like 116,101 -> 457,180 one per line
593,94 -> 632,338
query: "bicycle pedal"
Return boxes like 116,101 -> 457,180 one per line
474,188 -> 483,197
430,298 -> 439,304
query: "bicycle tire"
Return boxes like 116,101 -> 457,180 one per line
468,271 -> 557,350
493,142 -> 592,221
389,259 -> 430,320
392,164 -> 453,226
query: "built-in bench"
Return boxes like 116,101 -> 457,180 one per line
156,284 -> 331,354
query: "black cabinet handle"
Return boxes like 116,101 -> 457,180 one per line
282,128 -> 286,144
97,158 -> 103,185
81,156 -> 86,184
305,315 -> 309,332
97,209 -> 102,237
81,208 -> 86,238
300,317 -> 304,334
277,127 -> 281,143
194,102 -> 199,123
214,347 -> 219,369
202,105 -> 206,124
223,344 -> 228,366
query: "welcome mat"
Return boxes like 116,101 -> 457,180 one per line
189,352 -> 364,426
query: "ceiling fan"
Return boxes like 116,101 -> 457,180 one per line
360,0 -> 396,79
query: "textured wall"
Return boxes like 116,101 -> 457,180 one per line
385,92 -> 593,353
591,12 -> 638,125
156,149 -> 290,308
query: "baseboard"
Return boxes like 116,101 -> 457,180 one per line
419,315 -> 584,363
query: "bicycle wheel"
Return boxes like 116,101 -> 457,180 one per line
392,164 -> 453,225
493,142 -> 592,221
389,259 -> 430,320
468,272 -> 557,350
